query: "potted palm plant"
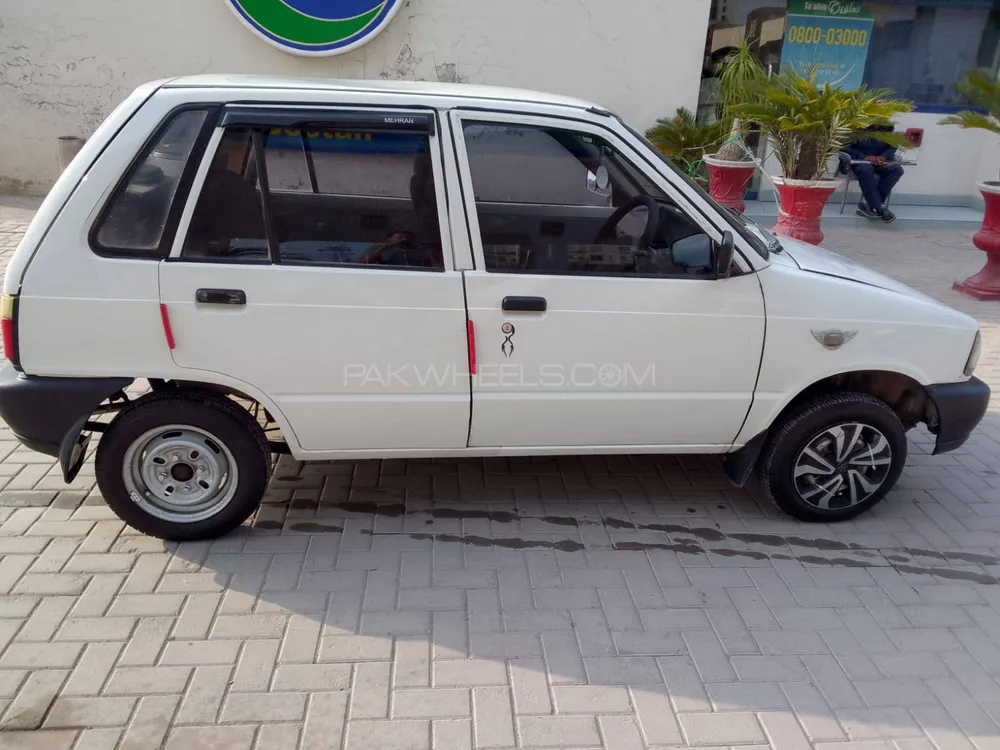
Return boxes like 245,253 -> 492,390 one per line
703,119 -> 757,212
734,69 -> 912,244
939,69 -> 1000,300
645,108 -> 728,188
702,40 -> 766,213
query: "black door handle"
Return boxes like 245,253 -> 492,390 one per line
502,296 -> 547,312
196,288 -> 247,306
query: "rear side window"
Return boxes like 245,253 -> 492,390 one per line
183,128 -> 269,261
93,109 -> 210,257
182,124 -> 444,270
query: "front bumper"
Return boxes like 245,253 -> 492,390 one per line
926,376 -> 991,455
0,366 -> 132,480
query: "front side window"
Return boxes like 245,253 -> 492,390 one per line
461,122 -> 713,277
618,118 -> 769,261
183,123 -> 444,270
93,109 -> 209,257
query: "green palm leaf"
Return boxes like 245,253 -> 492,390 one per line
939,70 -> 1000,181
731,68 -> 912,180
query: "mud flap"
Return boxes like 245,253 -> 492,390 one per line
59,415 -> 92,483
722,431 -> 768,486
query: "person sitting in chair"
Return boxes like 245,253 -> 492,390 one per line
841,124 -> 904,224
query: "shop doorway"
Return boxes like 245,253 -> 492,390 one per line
698,1 -> 788,198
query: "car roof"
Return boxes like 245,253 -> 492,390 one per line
162,75 -> 602,113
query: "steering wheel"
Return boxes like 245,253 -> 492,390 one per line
594,195 -> 660,252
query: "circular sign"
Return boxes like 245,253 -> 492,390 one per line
225,0 -> 403,57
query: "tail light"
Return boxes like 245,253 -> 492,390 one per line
1,294 -> 20,370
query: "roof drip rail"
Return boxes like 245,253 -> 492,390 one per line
220,107 -> 436,135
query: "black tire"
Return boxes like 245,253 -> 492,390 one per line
96,390 -> 271,540
758,391 -> 907,522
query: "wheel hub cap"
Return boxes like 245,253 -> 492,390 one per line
793,423 -> 892,510
123,426 -> 239,523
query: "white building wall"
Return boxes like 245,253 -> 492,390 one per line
0,0 -> 711,194
893,113 -> 994,204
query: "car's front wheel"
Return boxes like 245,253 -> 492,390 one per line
758,391 -> 907,522
96,391 -> 271,540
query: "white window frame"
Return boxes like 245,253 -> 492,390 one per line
170,106 -> 458,273
448,108 -> 758,276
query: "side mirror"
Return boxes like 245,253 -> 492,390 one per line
670,234 -> 713,273
715,231 -> 735,279
587,165 -> 611,199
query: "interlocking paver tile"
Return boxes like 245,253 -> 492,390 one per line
519,714 -> 603,747
346,718 -> 430,750
164,725 -> 256,750
45,696 -> 137,728
2,217 -> 1000,746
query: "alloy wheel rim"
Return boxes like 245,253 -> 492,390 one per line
792,422 -> 893,510
122,425 -> 239,523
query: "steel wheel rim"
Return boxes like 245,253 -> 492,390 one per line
793,422 -> 893,510
122,425 -> 239,523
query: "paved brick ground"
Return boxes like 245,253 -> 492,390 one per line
0,217 -> 998,750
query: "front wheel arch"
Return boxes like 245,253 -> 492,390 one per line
725,369 -> 926,487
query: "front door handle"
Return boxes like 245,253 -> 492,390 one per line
502,296 -> 547,312
196,288 -> 247,306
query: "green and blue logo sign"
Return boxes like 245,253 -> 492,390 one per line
225,0 -> 403,57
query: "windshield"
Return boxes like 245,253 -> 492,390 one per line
617,118 -> 770,261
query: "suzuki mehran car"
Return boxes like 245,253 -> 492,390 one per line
0,76 -> 989,540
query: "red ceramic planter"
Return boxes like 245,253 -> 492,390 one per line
954,182 -> 1000,301
772,177 -> 839,246
704,155 -> 756,214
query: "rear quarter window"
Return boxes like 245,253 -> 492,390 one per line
91,108 -> 213,258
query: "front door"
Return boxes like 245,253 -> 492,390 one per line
160,107 -> 470,453
452,111 -> 766,449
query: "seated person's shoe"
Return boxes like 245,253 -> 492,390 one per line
879,207 -> 897,224
856,200 -> 879,220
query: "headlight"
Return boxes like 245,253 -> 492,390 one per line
965,330 -> 982,376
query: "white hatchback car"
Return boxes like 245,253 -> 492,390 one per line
0,76 -> 989,539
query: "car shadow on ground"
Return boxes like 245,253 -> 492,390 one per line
150,409 -> 1000,735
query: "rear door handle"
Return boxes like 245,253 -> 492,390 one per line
502,296 -> 547,312
196,288 -> 246,306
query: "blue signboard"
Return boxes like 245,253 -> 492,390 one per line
781,1 -> 874,90
265,128 -> 425,155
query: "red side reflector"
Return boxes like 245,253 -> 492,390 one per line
1,318 -> 13,362
159,304 -> 176,350
467,320 -> 477,376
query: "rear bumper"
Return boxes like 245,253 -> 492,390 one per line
0,366 -> 132,478
926,376 -> 991,455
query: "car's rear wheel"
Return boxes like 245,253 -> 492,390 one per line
758,391 -> 907,522
96,391 -> 271,540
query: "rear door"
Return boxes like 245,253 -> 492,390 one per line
160,106 -> 471,454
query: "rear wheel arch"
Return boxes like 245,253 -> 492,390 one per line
148,376 -> 296,452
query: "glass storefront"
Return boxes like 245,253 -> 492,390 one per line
863,1 -> 1000,109
695,0 -> 1000,196
699,0 -> 1000,115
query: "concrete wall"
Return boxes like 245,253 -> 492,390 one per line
890,113 -> 994,205
0,0 -> 711,194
